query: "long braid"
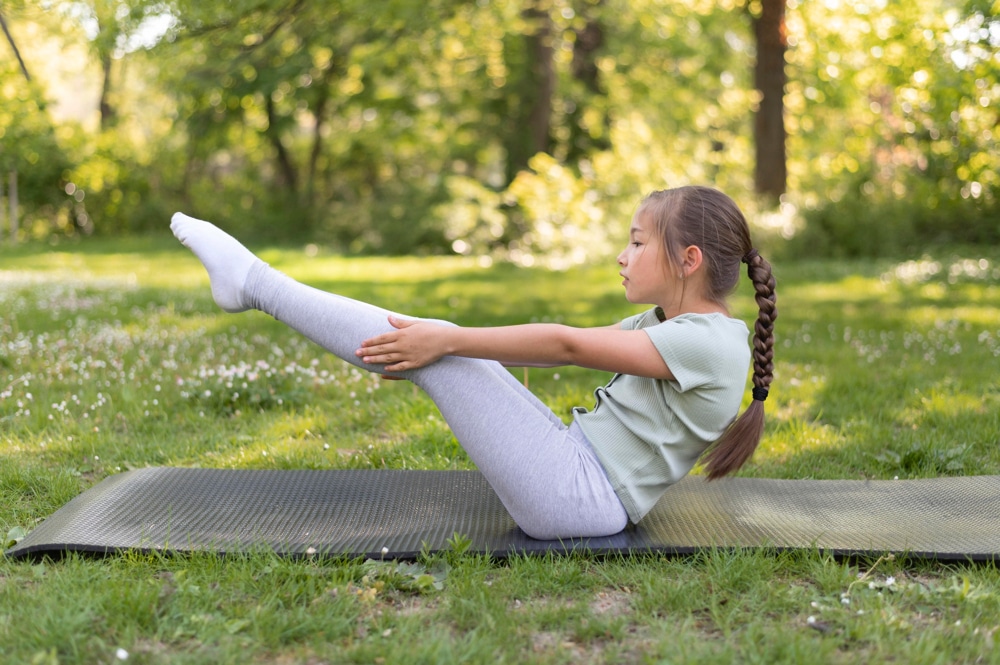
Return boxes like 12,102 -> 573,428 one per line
746,250 -> 777,400
701,249 -> 777,480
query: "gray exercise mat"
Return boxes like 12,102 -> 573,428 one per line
6,468 -> 1000,561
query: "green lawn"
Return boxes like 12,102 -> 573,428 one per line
2,236 -> 1000,664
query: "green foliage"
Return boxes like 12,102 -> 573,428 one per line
788,172 -> 1000,259
783,0 -> 999,258
67,131 -> 173,235
0,60 -> 74,237
1,0 -> 998,258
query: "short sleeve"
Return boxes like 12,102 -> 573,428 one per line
642,315 -> 750,392
619,308 -> 661,332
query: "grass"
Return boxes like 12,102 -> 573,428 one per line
2,235 -> 1000,663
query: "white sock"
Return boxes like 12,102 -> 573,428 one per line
170,212 -> 260,313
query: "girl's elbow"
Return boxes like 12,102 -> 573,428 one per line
560,332 -> 592,366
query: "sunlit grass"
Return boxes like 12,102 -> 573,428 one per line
2,239 -> 1000,663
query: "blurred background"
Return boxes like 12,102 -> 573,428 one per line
0,0 -> 997,265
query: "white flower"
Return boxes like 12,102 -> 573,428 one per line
115,648 -> 129,660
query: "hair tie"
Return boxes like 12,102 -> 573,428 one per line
752,386 -> 769,402
742,249 -> 759,264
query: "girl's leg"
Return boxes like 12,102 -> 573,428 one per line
171,214 -> 627,539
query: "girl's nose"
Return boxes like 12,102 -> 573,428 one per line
617,250 -> 626,266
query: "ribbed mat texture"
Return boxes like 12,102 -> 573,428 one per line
7,468 -> 1000,560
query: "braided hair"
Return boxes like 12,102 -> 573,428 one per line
637,186 -> 777,479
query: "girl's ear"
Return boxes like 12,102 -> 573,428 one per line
680,245 -> 704,278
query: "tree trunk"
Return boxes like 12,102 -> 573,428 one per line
753,0 -> 787,201
0,171 -> 5,244
524,5 -> 554,159
505,2 -> 555,183
572,3 -> 603,93
568,0 -> 610,160
266,96 -> 299,193
99,49 -> 115,130
306,73 -> 335,208
8,171 -> 18,244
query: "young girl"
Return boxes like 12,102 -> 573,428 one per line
170,185 -> 776,541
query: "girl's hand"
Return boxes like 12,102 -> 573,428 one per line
357,316 -> 448,371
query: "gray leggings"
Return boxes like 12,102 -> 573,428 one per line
243,261 -> 628,539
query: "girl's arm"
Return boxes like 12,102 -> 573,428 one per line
357,316 -> 675,380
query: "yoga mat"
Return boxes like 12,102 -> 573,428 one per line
7,468 -> 1000,561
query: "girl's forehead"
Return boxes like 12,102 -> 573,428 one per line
630,211 -> 657,234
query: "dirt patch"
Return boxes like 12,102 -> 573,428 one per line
590,589 -> 633,617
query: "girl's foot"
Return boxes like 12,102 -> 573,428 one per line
170,212 -> 259,313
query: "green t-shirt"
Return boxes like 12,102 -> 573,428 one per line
573,309 -> 751,523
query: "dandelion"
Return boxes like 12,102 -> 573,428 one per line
115,648 -> 129,660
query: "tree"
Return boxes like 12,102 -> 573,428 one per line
751,0 -> 787,200
0,6 -> 31,81
503,1 -> 557,183
156,0 -> 466,247
566,0 -> 611,162
46,1 -> 166,131
0,60 -> 75,239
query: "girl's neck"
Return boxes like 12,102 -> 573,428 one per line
658,299 -> 730,320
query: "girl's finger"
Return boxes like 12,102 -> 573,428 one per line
388,315 -> 415,329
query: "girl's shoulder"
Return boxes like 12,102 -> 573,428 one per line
627,308 -> 747,335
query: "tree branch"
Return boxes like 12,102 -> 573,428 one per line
0,8 -> 31,81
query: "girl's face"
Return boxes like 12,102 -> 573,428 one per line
617,212 -> 674,306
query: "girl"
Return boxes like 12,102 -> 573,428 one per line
170,185 -> 776,540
